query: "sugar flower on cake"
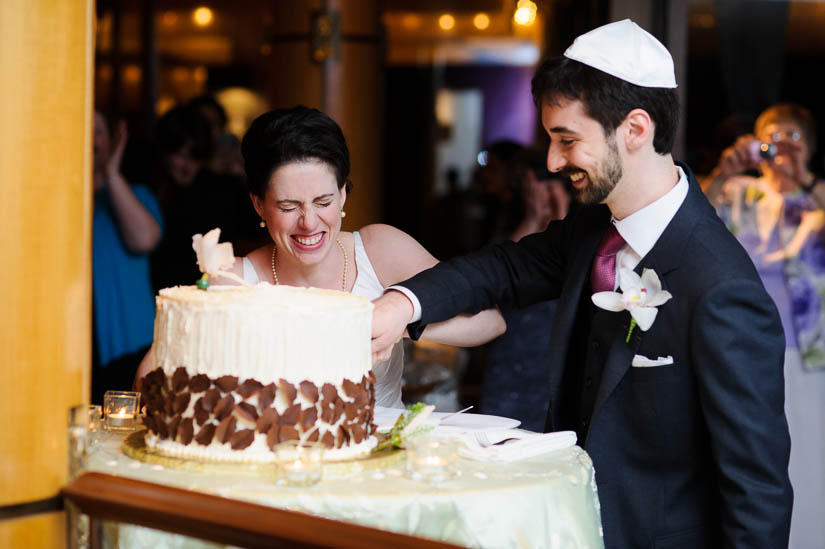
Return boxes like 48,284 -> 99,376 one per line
193,228 -> 234,274
191,228 -> 246,288
592,268 -> 672,342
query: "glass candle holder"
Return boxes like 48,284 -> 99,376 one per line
67,404 -> 89,480
274,440 -> 325,486
406,436 -> 458,483
87,404 -> 102,447
103,391 -> 140,431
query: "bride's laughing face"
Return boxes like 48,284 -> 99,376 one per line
252,160 -> 346,268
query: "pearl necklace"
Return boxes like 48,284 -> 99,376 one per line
270,238 -> 348,291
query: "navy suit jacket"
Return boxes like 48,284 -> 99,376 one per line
404,165 -> 792,548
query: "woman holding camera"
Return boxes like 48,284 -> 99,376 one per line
702,103 -> 825,549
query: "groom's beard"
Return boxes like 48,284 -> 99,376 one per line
569,135 -> 623,205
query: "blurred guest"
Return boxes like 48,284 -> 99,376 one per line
188,94 -> 245,178
150,104 -> 263,291
472,140 -> 527,247
703,103 -> 825,549
92,111 -> 162,403
480,149 -> 572,430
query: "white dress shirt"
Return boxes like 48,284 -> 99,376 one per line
393,166 -> 689,322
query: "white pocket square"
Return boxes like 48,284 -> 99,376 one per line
632,354 -> 674,367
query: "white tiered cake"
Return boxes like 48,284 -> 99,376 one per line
140,283 -> 378,462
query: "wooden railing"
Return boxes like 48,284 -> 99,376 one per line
62,472 -> 463,549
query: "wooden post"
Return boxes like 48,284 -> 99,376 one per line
0,0 -> 94,545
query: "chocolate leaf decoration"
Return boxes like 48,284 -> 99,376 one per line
214,395 -> 235,421
299,381 -> 319,403
301,407 -> 318,429
321,383 -> 337,402
237,379 -> 264,399
193,398 -> 209,426
230,429 -> 255,450
215,375 -> 239,393
178,417 -> 194,445
201,388 -> 220,412
194,423 -> 216,446
173,391 -> 191,415
235,402 -> 259,422
167,415 -> 182,440
266,424 -> 281,450
341,379 -> 359,398
256,407 -> 277,434
278,379 -> 297,403
279,403 -> 300,426
320,431 -> 335,449
258,384 -> 276,410
351,424 -> 366,444
278,425 -> 299,442
189,374 -> 211,393
216,415 -> 237,444
171,367 -> 190,392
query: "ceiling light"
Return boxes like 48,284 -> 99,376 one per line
439,14 -> 455,31
192,7 -> 214,27
514,0 -> 537,26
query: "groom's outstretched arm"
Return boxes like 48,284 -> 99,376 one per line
370,219 -> 572,360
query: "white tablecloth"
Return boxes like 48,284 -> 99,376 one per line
87,430 -> 604,548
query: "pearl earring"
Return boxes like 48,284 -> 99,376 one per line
341,210 -> 346,218
259,218 -> 266,228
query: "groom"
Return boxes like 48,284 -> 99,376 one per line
372,20 -> 792,548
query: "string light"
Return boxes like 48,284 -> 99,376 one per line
473,13 -> 490,30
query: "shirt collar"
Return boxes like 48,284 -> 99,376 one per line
613,166 -> 689,259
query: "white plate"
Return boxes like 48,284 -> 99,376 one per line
374,406 -> 520,433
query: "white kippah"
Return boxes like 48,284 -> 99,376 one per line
564,19 -> 677,89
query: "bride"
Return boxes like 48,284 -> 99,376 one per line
139,106 -> 505,408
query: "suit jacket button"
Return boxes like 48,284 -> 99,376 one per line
585,376 -> 593,388
581,419 -> 589,428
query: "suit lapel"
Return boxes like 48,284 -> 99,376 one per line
589,167 -> 707,425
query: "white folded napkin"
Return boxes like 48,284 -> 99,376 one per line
458,430 -> 577,462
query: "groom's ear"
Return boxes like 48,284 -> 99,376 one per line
621,108 -> 653,152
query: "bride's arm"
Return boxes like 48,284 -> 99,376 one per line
360,224 -> 506,346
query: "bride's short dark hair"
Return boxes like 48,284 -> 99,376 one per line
242,106 -> 352,197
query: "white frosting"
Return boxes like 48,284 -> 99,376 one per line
153,284 -> 373,386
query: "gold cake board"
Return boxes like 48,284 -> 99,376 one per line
121,430 -> 405,478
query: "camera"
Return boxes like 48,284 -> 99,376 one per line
748,140 -> 778,163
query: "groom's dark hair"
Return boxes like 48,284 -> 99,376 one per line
531,56 -> 679,155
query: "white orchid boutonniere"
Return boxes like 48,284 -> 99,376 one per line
191,228 -> 247,289
592,268 -> 672,342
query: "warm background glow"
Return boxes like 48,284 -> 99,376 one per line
514,0 -> 537,27
192,6 -> 213,27
438,14 -> 455,31
473,13 -> 490,30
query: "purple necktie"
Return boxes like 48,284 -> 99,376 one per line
591,225 -> 626,293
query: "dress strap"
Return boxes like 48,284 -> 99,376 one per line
242,257 -> 261,284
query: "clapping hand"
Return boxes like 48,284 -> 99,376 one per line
105,120 -> 128,180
